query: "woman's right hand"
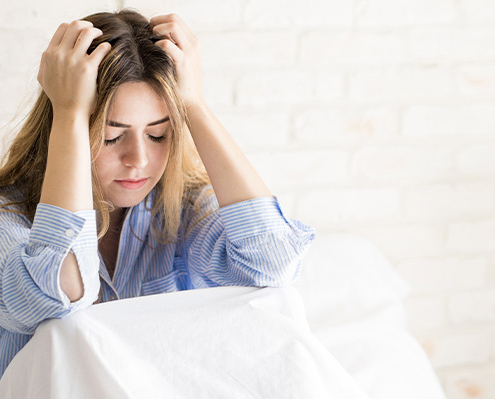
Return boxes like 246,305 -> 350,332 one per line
37,20 -> 111,119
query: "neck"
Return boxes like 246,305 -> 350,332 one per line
108,207 -> 127,233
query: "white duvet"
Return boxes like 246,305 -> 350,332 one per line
0,286 -> 370,399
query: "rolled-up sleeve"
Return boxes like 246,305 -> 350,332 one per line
0,203 -> 100,334
185,194 -> 316,288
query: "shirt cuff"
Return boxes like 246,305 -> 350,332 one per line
30,203 -> 96,250
219,196 -> 292,242
28,203 -> 98,307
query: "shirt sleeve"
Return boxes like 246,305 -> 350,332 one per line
0,202 -> 100,334
183,192 -> 316,289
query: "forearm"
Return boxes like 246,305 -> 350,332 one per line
186,101 -> 271,208
39,113 -> 92,302
40,113 -> 93,212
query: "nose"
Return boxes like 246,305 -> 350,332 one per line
121,135 -> 148,169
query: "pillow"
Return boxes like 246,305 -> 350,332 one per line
293,233 -> 410,329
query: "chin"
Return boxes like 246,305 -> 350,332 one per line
105,190 -> 149,209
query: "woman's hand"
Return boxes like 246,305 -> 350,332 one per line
37,20 -> 111,119
150,14 -> 203,109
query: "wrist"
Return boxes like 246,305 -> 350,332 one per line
51,110 -> 90,133
52,106 -> 90,125
184,98 -> 208,117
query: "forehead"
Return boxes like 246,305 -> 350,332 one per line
107,82 -> 169,124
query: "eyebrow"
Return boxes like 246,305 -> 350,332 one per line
106,116 -> 170,128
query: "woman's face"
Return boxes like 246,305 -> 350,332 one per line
95,81 -> 172,209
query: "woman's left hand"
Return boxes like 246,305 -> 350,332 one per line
150,14 -> 203,109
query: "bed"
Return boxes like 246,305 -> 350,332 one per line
0,234 -> 446,398
293,233 -> 447,399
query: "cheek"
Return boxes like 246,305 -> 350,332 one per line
152,144 -> 171,172
94,151 -> 118,181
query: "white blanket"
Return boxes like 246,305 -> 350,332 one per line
0,286 -> 370,399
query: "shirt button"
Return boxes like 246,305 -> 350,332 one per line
110,294 -> 118,301
65,229 -> 76,238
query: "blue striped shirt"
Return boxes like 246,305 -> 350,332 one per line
0,185 -> 316,378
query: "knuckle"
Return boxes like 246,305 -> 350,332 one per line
71,19 -> 92,29
80,27 -> 93,36
168,13 -> 179,22
79,62 -> 92,75
162,40 -> 173,49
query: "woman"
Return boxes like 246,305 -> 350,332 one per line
0,10 -> 315,377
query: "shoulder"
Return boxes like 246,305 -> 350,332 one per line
0,185 -> 31,227
0,184 -> 24,206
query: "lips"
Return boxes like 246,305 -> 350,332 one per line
115,178 -> 148,190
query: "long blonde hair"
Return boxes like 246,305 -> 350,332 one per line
0,9 -> 210,242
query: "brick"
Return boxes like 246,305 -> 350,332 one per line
216,111 -> 289,150
397,257 -> 487,294
246,149 -> 348,192
403,296 -> 447,331
443,366 -> 495,399
460,0 -> 495,22
356,0 -> 456,27
446,220 -> 495,253
403,183 -> 495,222
313,71 -> 347,103
462,104 -> 495,136
202,69 -> 236,107
420,331 -> 492,368
243,0 -> 353,28
402,106 -> 460,137
457,144 -> 495,175
351,146 -> 453,181
449,291 -> 495,324
299,32 -> 406,66
409,28 -> 495,61
354,225 -> 444,259
0,1 -> 117,29
488,255 -> 495,287
237,69 -> 344,107
122,0 -> 241,30
297,188 -> 399,226
0,75 -> 38,127
200,32 -> 296,68
0,29 -> 50,74
294,108 -> 396,144
457,64 -> 495,96
349,66 -> 453,101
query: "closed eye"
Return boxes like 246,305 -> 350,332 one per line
148,134 -> 167,143
104,136 -> 122,146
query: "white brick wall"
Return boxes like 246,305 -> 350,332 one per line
1,0 -> 495,397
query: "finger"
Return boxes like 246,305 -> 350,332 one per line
149,14 -> 180,29
88,41 -> 112,66
73,27 -> 103,54
150,13 -> 192,36
48,23 -> 69,47
60,20 -> 94,49
152,22 -> 187,50
155,39 -> 182,62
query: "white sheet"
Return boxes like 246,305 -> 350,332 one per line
294,234 -> 447,399
0,286 -> 370,399
314,307 -> 447,399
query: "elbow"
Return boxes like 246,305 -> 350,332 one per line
59,252 -> 84,302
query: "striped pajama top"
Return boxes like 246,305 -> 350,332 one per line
0,184 -> 316,378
